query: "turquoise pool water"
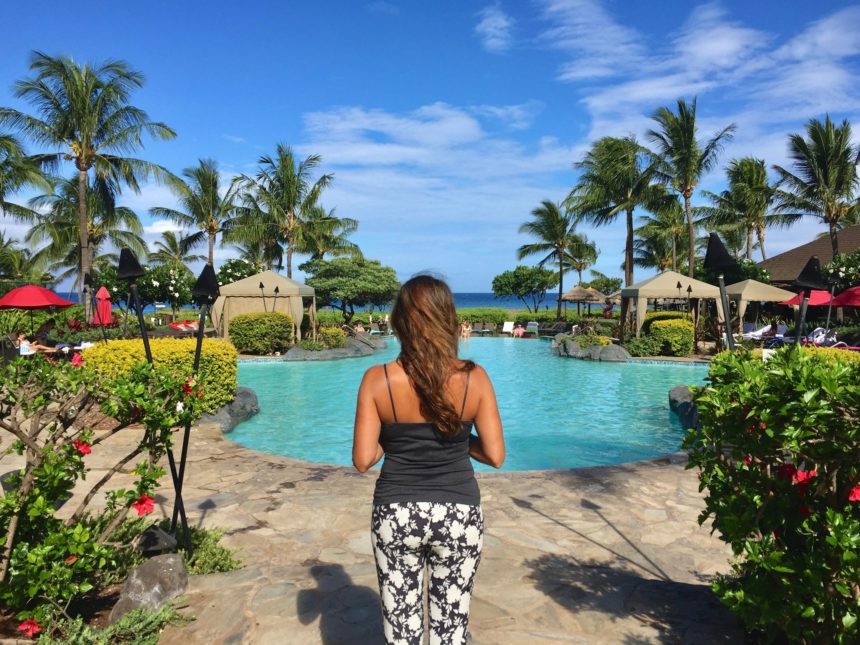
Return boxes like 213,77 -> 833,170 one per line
228,338 -> 709,471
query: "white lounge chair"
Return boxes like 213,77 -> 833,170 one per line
501,321 -> 514,335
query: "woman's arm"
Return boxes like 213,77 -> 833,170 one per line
352,367 -> 385,473
469,367 -> 505,468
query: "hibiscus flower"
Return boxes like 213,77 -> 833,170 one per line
73,439 -> 92,455
18,619 -> 42,638
131,493 -> 155,516
849,486 -> 860,502
71,352 -> 84,367
66,554 -> 78,565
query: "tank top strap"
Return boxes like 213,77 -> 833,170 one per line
460,369 -> 471,418
383,363 -> 398,422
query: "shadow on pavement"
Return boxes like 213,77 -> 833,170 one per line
297,562 -> 384,644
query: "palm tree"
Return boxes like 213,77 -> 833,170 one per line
294,205 -> 361,261
568,136 -> 667,287
564,235 -> 598,286
632,233 -> 673,273
23,176 -> 147,289
517,200 -> 582,320
0,133 -> 48,219
148,230 -> 205,265
231,144 -> 332,278
150,159 -> 239,265
0,51 -> 175,315
636,196 -> 686,272
773,115 -> 860,255
698,158 -> 797,261
647,98 -> 736,277
230,240 -> 268,269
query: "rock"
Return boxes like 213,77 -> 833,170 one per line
283,337 -> 386,362
669,385 -> 699,430
199,387 -> 259,432
109,554 -> 188,624
596,344 -> 631,362
132,524 -> 178,554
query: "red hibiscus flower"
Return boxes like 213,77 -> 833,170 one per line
65,554 -> 78,565
73,439 -> 91,455
799,504 -> 812,516
182,376 -> 196,396
18,619 -> 42,638
776,464 -> 797,480
849,486 -> 860,502
71,352 -> 84,367
759,422 -> 767,430
131,493 -> 155,516
742,456 -> 753,465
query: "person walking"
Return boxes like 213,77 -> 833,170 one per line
352,275 -> 505,644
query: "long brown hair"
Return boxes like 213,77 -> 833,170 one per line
391,275 -> 474,435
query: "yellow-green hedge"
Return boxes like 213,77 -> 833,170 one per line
229,312 -> 293,355
750,346 -> 860,365
319,326 -> 346,349
650,319 -> 695,356
83,338 -> 238,413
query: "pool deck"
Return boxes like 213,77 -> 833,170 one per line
15,418 -> 744,644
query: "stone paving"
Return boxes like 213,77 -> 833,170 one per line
2,421 -> 743,644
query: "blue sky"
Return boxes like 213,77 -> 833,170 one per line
2,0 -> 859,290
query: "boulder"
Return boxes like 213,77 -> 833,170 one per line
283,337 -> 385,362
199,387 -> 259,432
669,385 -> 699,430
108,554 -> 188,624
596,344 -> 631,362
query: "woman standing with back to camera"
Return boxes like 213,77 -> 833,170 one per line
353,275 -> 505,645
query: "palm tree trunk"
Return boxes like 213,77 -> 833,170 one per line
556,259 -> 563,321
684,192 -> 695,277
757,226 -> 767,261
671,234 -> 677,272
830,222 -> 839,256
746,227 -> 754,260
208,233 -> 215,265
78,168 -> 91,322
286,246 -> 293,279
625,207 -> 634,286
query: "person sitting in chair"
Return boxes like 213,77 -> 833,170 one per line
601,299 -> 614,319
354,322 -> 367,333
512,324 -> 525,338
15,331 -> 56,355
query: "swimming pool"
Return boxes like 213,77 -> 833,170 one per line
228,337 -> 709,471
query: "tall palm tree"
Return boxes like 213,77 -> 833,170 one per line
698,158 -> 797,261
632,233 -> 673,273
636,196 -> 686,272
564,235 -> 598,286
773,115 -> 860,255
150,159 -> 239,265
568,136 -> 667,287
0,133 -> 48,219
148,230 -> 205,265
23,176 -> 147,289
231,144 -> 332,278
517,200 -> 581,320
230,240 -> 268,269
294,205 -> 361,261
0,51 -> 175,314
647,98 -> 736,277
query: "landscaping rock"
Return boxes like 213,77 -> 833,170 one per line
199,387 -> 259,432
108,553 -> 188,624
557,340 -> 631,362
597,344 -> 631,362
283,337 -> 386,362
132,524 -> 178,554
669,385 -> 699,430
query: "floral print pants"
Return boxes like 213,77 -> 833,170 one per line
371,502 -> 483,645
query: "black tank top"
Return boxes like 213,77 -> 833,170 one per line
372,365 -> 480,506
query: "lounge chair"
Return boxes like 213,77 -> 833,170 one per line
369,323 -> 382,335
471,322 -> 484,334
501,321 -> 514,336
482,322 -> 496,336
525,322 -> 539,336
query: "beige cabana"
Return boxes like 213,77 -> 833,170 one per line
620,270 -> 724,337
212,270 -> 317,342
725,279 -> 795,331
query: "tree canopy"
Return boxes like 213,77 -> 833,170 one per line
303,257 -> 400,322
491,265 -> 557,312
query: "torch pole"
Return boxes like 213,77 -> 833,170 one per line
718,273 -> 735,351
825,285 -> 836,333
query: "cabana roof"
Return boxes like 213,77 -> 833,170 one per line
620,270 -> 720,299
561,285 -> 603,302
724,279 -> 794,302
758,224 -> 860,285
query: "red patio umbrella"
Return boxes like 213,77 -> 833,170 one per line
0,285 -> 75,309
832,286 -> 860,307
94,286 -> 113,326
780,290 -> 833,306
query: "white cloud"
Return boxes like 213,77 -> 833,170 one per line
475,5 -> 515,54
223,134 -> 246,144
471,100 -> 544,130
143,219 -> 182,235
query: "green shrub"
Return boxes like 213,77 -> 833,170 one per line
229,312 -> 293,355
641,310 -> 689,334
457,308 -> 510,325
650,319 -> 694,356
83,338 -> 238,413
299,339 -> 326,351
38,602 -> 190,645
575,334 -> 612,349
684,346 -> 860,642
622,335 -> 663,357
183,526 -> 242,574
319,326 -> 346,348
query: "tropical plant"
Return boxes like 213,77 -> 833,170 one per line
517,200 -> 583,320
303,257 -> 400,323
563,234 -> 598,287
231,144 -> 332,277
491,265 -> 557,312
151,158 -> 240,266
216,258 -> 260,286
584,269 -> 622,296
148,230 -> 205,265
0,51 -> 175,317
698,157 -> 797,261
229,240 -> 269,268
0,132 -> 47,219
632,229 -> 674,272
0,231 -> 48,282
294,205 -> 361,261
773,115 -> 860,255
568,136 -> 668,286
636,196 -> 687,272
647,97 -> 736,277
824,250 -> 860,292
22,176 -> 147,289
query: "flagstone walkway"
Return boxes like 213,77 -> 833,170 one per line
5,420 -> 743,643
